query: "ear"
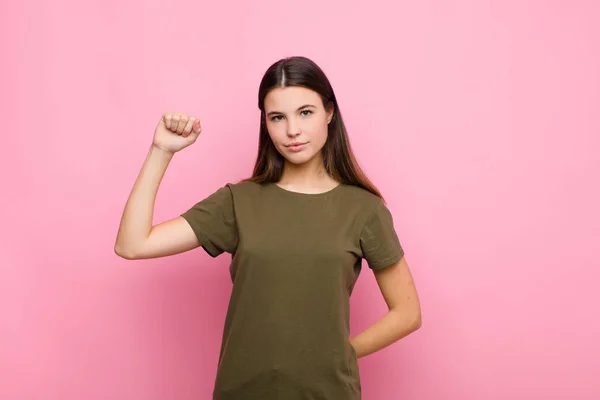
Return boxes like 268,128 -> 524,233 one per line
326,101 -> 334,124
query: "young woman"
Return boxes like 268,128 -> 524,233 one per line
115,56 -> 422,400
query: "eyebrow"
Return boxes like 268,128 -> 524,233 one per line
266,104 -> 316,116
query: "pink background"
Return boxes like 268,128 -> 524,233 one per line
1,1 -> 599,399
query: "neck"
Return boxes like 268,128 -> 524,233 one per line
278,153 -> 338,191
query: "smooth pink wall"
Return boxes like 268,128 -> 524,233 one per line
1,1 -> 599,399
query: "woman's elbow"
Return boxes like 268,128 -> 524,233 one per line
413,311 -> 422,331
408,306 -> 423,332
114,242 -> 138,260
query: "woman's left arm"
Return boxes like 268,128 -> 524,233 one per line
350,256 -> 422,358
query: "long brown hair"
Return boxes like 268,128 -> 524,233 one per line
244,56 -> 383,200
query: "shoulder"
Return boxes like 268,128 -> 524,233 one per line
334,184 -> 389,228
226,179 -> 263,193
222,179 -> 270,201
196,180 -> 262,203
338,184 -> 383,210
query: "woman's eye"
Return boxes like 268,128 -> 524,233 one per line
270,111 -> 311,121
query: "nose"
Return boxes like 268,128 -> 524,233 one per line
286,119 -> 300,137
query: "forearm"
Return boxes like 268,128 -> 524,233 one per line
114,144 -> 174,256
350,308 -> 421,359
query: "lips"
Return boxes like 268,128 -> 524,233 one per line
285,142 -> 308,152
285,142 -> 307,147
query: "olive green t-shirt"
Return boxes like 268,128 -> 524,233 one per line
181,180 -> 404,400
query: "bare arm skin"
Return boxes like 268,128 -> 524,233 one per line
114,112 -> 202,260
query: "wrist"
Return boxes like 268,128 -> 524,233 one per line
150,143 -> 176,159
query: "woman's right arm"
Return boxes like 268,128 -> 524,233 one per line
114,112 -> 203,260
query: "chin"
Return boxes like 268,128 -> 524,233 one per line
283,155 -> 311,165
280,151 -> 317,165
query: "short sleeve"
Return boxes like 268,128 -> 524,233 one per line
180,184 -> 238,258
360,200 -> 404,270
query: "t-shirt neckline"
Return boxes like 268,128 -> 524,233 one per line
271,182 -> 343,197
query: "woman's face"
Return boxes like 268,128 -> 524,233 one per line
263,86 -> 333,166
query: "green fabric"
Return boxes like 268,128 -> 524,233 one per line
181,181 -> 404,399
